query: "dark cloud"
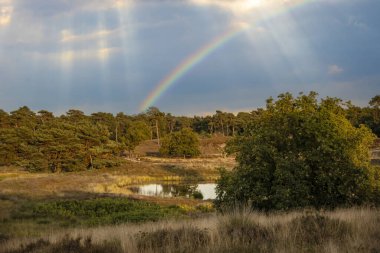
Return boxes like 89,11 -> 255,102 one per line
0,0 -> 379,114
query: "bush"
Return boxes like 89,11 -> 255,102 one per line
160,129 -> 200,158
192,191 -> 204,200
216,92 -> 378,210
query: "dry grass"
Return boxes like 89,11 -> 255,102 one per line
0,156 -> 233,199
1,208 -> 379,253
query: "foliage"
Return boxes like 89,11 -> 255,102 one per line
160,128 -> 201,158
216,92 -> 378,210
12,198 -> 183,226
121,121 -> 150,155
0,94 -> 378,172
346,95 -> 380,136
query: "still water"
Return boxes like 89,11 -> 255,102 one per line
128,183 -> 217,200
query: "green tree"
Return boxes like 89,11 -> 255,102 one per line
160,128 -> 200,158
121,121 -> 150,156
10,106 -> 37,130
369,95 -> 380,108
145,107 -> 165,145
215,92 -> 378,210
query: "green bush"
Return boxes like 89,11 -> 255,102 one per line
160,128 -> 200,158
192,191 -> 204,200
216,92 -> 378,210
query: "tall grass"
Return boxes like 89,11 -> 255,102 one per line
1,208 -> 379,253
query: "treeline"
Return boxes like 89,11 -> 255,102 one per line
0,94 -> 379,172
346,95 -> 380,137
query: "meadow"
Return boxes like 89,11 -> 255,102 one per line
1,208 -> 379,253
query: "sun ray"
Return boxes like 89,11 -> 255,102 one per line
140,0 -> 318,111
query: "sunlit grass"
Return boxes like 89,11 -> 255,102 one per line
1,208 -> 379,253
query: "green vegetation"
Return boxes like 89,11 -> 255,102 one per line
216,92 -> 379,210
160,128 -> 201,158
347,94 -> 380,136
11,198 -> 183,227
120,121 -> 150,156
0,93 -> 379,172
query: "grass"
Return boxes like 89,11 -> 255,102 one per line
5,197 -> 185,231
0,195 -> 215,239
2,235 -> 123,253
136,226 -> 210,252
1,207 -> 379,253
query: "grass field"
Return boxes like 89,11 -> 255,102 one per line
1,208 -> 379,253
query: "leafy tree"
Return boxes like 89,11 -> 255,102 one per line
160,128 -> 200,158
0,109 -> 10,128
215,92 -> 378,210
145,107 -> 165,145
121,121 -> 150,156
10,106 -> 37,130
346,95 -> 380,136
369,95 -> 380,108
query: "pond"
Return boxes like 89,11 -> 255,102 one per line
128,183 -> 217,200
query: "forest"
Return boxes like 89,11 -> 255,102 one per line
0,94 -> 379,173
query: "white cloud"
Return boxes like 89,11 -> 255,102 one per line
328,64 -> 344,75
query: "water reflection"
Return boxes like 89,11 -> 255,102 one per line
129,183 -> 217,200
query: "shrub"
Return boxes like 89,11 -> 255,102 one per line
216,92 -> 378,210
192,191 -> 204,200
160,129 -> 200,158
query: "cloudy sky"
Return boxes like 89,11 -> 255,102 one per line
0,0 -> 379,115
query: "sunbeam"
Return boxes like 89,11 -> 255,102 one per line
0,0 -> 12,26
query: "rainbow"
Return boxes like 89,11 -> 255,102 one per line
139,27 -> 247,111
139,0 -> 314,111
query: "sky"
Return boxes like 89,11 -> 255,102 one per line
0,0 -> 379,116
